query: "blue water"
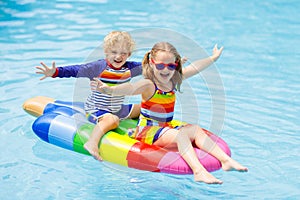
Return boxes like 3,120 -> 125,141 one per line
1,0 -> 299,199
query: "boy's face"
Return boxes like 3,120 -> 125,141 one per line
105,42 -> 131,69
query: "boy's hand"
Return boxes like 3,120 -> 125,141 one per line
36,61 -> 56,80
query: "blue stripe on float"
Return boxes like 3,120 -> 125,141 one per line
48,115 -> 77,151
45,101 -> 85,115
54,100 -> 85,113
32,114 -> 56,143
55,100 -> 84,108
52,106 -> 79,117
44,103 -> 59,114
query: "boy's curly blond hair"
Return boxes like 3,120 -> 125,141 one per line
103,31 -> 135,53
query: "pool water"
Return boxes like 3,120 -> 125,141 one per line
1,0 -> 299,199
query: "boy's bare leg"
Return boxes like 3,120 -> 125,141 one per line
84,114 -> 119,161
128,104 -> 140,118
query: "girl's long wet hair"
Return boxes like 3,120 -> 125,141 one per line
142,42 -> 183,91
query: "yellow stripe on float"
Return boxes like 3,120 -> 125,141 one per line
100,132 -> 137,167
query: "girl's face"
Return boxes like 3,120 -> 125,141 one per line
151,51 -> 176,84
105,42 -> 131,68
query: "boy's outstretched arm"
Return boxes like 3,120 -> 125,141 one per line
36,61 -> 56,80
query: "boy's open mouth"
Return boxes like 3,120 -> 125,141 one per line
114,60 -> 123,64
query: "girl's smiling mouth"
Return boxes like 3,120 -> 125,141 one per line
159,72 -> 171,78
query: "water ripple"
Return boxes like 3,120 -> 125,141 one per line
1,0 -> 300,199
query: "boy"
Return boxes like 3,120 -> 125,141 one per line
36,31 -> 142,161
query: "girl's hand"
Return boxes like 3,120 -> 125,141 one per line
181,56 -> 188,65
36,61 -> 56,80
90,80 -> 98,91
211,44 -> 224,62
93,78 -> 113,94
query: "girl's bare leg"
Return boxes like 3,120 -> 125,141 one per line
183,125 -> 248,172
154,129 -> 223,184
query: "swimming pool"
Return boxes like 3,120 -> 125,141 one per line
1,0 -> 299,199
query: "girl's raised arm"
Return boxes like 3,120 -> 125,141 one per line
182,44 -> 223,79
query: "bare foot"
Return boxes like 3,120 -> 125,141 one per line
84,141 -> 103,161
194,171 -> 223,184
221,158 -> 248,172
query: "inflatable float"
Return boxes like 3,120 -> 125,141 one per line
23,96 -> 231,174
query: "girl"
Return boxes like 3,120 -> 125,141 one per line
94,42 -> 248,184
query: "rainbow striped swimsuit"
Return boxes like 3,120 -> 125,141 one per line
131,84 -> 184,145
85,65 -> 131,113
